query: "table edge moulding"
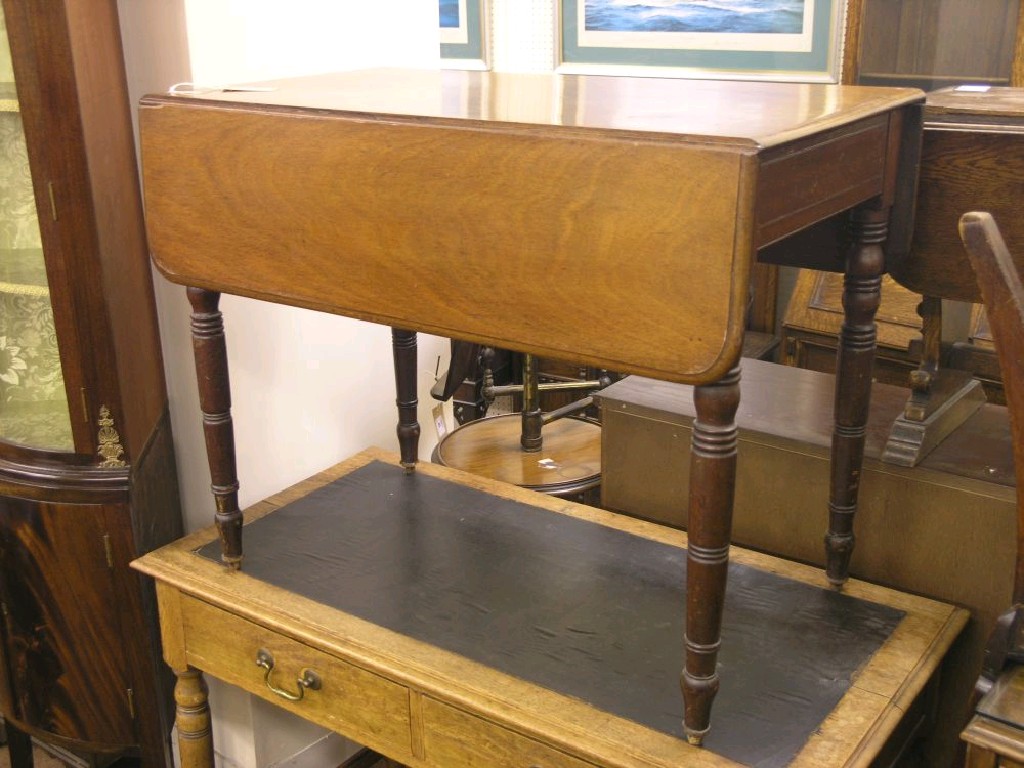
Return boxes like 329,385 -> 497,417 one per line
130,68 -> 965,767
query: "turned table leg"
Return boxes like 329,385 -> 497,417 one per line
681,365 -> 740,745
174,667 -> 215,768
903,295 -> 942,422
825,205 -> 887,588
392,328 -> 420,470
188,288 -> 243,567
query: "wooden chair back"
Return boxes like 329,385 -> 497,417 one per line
960,212 -> 1024,689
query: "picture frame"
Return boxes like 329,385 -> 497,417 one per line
440,0 -> 490,70
559,0 -> 849,83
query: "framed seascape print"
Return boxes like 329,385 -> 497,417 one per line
440,0 -> 490,70
559,0 -> 849,83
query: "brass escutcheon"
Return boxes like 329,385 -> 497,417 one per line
255,648 -> 322,701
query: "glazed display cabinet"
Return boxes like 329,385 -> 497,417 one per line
0,1 -> 183,766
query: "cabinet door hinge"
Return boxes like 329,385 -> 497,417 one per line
103,534 -> 113,568
126,688 -> 135,719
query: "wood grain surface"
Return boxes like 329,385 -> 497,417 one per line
153,69 -> 921,147
141,99 -> 752,385
887,88 -> 1024,302
435,414 -> 600,491
896,126 -> 1024,301
140,70 -> 920,386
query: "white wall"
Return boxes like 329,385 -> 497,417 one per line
117,2 -> 442,766
491,0 -> 556,72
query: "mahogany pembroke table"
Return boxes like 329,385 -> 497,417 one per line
132,70 -> 967,767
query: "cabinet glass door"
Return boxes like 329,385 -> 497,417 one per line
0,10 -> 71,452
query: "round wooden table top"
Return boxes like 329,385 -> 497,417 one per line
435,414 -> 601,495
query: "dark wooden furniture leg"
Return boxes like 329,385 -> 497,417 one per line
826,205 -> 887,588
681,365 -> 740,745
5,722 -> 33,768
392,329 -> 420,470
173,667 -> 214,768
188,287 -> 243,568
905,295 -> 943,422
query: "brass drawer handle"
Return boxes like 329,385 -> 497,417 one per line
255,648 -> 322,701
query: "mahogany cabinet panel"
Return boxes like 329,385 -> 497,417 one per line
0,497 -> 134,747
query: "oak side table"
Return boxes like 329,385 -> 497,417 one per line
132,69 -> 964,767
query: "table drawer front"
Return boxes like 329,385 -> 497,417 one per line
181,595 -> 413,759
422,696 -> 595,768
755,114 -> 889,247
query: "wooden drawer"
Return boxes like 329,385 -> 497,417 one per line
180,594 -> 414,761
422,696 -> 596,768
